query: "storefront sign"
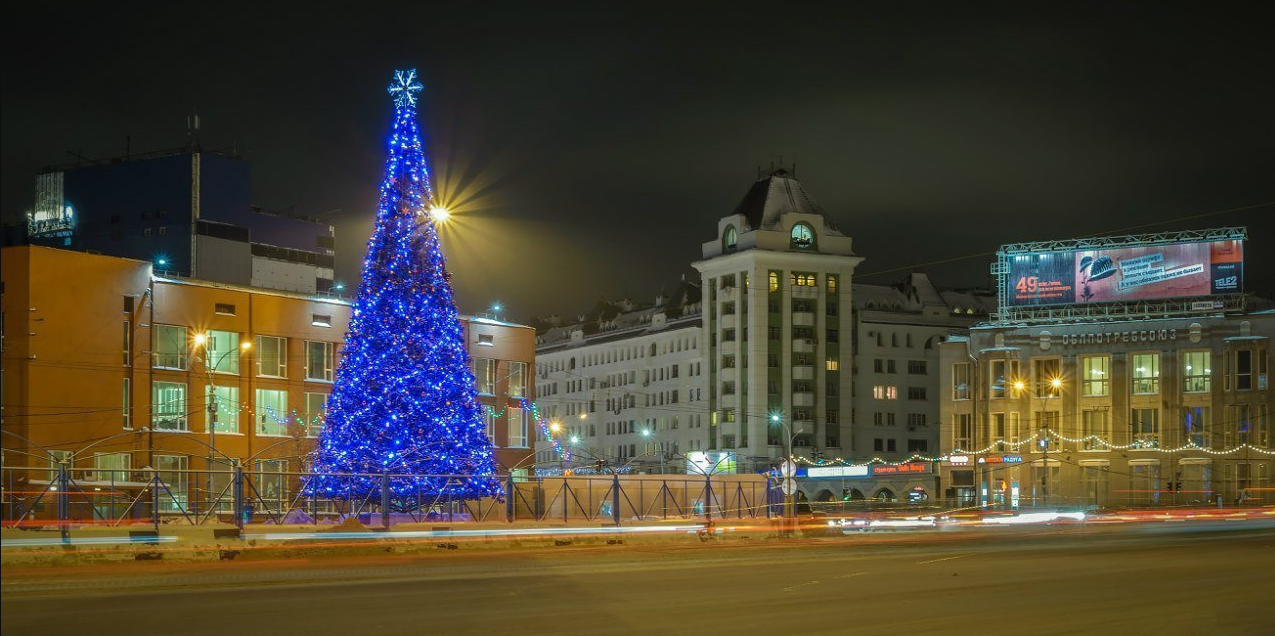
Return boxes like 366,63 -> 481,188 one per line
870,462 -> 932,476
977,455 -> 1023,465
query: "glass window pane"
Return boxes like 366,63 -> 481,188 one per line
256,389 -> 289,436
256,336 -> 287,377
1132,353 -> 1160,394
154,325 -> 188,370
152,382 -> 187,430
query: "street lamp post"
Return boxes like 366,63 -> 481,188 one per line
194,333 -> 251,517
771,412 -> 802,533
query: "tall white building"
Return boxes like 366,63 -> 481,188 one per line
533,283 -> 706,472
693,169 -> 862,469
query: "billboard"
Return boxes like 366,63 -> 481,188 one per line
1006,239 -> 1243,307
685,451 -> 736,475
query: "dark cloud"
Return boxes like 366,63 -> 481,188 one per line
3,3 -> 1273,319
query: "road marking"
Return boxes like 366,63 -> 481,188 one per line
834,572 -> 869,579
917,553 -> 974,565
782,580 -> 821,592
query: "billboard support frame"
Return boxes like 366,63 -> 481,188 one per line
991,227 -> 1247,325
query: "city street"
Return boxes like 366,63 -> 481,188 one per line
4,521 -> 1273,635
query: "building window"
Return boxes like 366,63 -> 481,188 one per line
153,324 -> 189,370
256,459 -> 288,507
311,314 -> 332,328
768,271 -> 780,293
1182,350 -> 1211,393
907,387 -> 927,400
907,360 -> 927,375
92,452 -> 130,483
122,378 -> 132,429
256,389 -> 289,436
205,330 -> 241,374
789,272 -> 816,287
485,409 -> 498,446
907,439 -> 928,453
1081,464 -> 1110,507
256,336 -> 287,377
1131,353 -> 1160,395
1184,406 -> 1210,448
1034,358 -> 1061,397
1130,461 -> 1162,505
952,363 -> 971,400
154,455 -> 189,512
990,359 -> 1019,398
907,413 -> 926,427
827,275 -> 838,295
790,223 -> 815,249
214,303 -> 237,316
1081,355 -> 1109,397
826,358 -> 839,371
872,385 -> 898,400
508,361 -> 527,397
1131,407 -> 1160,448
723,225 -> 737,252
508,408 -> 527,447
305,341 -> 335,382
474,358 -> 496,394
206,385 -> 240,433
1081,409 -> 1110,451
478,334 -> 494,346
152,382 -> 188,431
954,413 -> 972,450
122,321 -> 132,366
304,392 -> 327,437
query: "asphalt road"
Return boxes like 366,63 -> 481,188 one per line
4,522 -> 1274,635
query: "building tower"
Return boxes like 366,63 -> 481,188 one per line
693,169 -> 863,471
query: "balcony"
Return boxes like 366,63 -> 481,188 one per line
792,338 -> 815,353
791,286 -> 819,300
720,393 -> 738,408
719,313 -> 736,329
719,340 -> 737,356
792,365 -> 814,381
791,312 -> 815,327
792,392 -> 815,407
719,286 -> 738,302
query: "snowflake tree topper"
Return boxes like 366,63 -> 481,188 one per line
387,68 -> 424,107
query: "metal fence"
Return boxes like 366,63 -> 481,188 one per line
1,465 -> 777,539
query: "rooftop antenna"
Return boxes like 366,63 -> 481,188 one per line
187,111 -> 202,151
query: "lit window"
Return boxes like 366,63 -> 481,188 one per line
153,325 -> 189,370
1182,350 -> 1211,393
152,381 -> 188,431
304,392 -> 327,438
509,361 -> 527,398
789,272 -> 817,287
1082,355 -> 1109,397
256,389 -> 289,436
92,452 -> 131,482
1132,353 -> 1160,395
205,330 -> 241,374
206,385 -> 240,433
473,358 -> 496,394
768,271 -> 780,293
508,408 -> 527,447
790,223 -> 814,249
1131,408 -> 1160,448
952,363 -> 970,400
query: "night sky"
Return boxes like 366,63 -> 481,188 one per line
3,4 -> 1272,320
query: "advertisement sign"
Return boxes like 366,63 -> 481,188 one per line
1006,239 -> 1243,307
806,465 -> 870,478
685,451 -> 736,475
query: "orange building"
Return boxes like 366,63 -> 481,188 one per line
1,246 -> 536,491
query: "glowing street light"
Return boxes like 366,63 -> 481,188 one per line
549,421 -> 562,433
193,332 -> 208,347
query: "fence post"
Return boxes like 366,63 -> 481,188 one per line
612,471 -> 621,526
505,473 -> 515,523
380,472 -> 391,530
232,461 -> 245,530
150,469 -> 161,534
705,472 -> 712,522
57,462 -> 70,544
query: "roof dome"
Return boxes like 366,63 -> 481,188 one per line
731,168 -> 841,234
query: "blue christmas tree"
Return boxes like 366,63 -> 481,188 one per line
310,69 -> 499,503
